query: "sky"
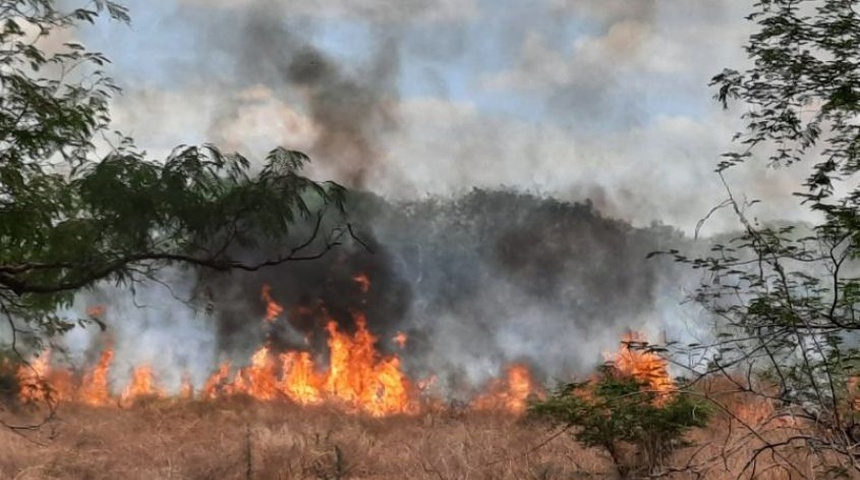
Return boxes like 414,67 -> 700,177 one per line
77,0 -> 813,235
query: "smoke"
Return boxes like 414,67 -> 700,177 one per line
484,0 -> 660,129
201,1 -> 400,188
99,0 -> 806,233
38,0 -> 820,396
45,188 -> 707,397
180,190 -> 699,393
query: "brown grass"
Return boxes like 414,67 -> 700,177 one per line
0,392 -> 855,479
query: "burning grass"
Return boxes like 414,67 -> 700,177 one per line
2,280 -> 852,478
13,280 -> 541,417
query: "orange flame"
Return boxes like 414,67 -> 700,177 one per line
201,362 -> 232,400
120,365 -> 164,406
472,363 -> 540,414
604,331 -> 675,405
17,352 -> 53,403
80,348 -> 114,406
180,371 -> 194,400
16,281 -> 541,416
353,273 -> 371,294
279,351 -> 325,405
261,284 -> 283,323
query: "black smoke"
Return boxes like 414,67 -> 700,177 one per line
203,2 -> 399,189
195,188 -> 691,391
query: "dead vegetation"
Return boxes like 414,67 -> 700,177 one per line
0,390 -> 845,480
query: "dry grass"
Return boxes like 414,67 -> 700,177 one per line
0,394 -> 855,479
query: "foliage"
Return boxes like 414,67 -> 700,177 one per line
659,0 -> 860,476
0,1 -> 348,355
529,365 -> 710,479
0,348 -> 20,404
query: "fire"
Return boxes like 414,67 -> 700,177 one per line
261,284 -> 283,322
15,283 -> 545,416
201,362 -> 232,399
80,348 -> 113,406
472,363 -> 540,414
279,351 -> 324,405
180,371 -> 194,399
603,331 -> 675,404
16,351 -> 75,404
183,313 -> 416,416
17,352 -> 53,403
318,314 -> 414,415
120,365 -> 164,405
16,306 -> 672,419
353,273 -> 371,294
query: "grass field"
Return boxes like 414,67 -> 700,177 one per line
0,390 -> 831,480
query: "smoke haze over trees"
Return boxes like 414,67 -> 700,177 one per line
0,0 -> 778,397
193,189 -> 694,392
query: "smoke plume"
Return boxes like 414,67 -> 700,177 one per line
30,0 -> 815,396
203,2 -> 400,188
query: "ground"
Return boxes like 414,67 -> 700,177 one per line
0,393 -> 821,480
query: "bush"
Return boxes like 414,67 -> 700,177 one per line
529,365 -> 711,479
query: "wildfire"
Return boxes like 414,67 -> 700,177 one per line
472,363 -> 540,414
120,365 -> 164,406
80,348 -> 113,406
18,278 -> 699,417
15,315 -> 675,417
17,352 -> 52,403
15,300 -> 678,418
180,371 -> 194,399
353,273 -> 371,294
17,277 -> 524,417
602,331 -> 675,405
261,284 -> 283,322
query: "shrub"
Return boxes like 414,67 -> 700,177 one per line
529,364 -> 711,479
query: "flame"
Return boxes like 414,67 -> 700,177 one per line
237,346 -> 282,401
80,348 -> 114,406
393,332 -> 407,349
603,331 -> 675,405
15,279 -> 541,416
17,352 -> 52,403
190,276 -> 418,416
417,375 -> 437,392
201,362 -> 232,400
319,314 -> 413,415
472,363 -> 540,414
353,273 -> 371,294
120,365 -> 164,406
172,312 -> 416,416
86,305 -> 106,318
279,351 -> 324,405
261,284 -> 283,323
179,371 -> 194,400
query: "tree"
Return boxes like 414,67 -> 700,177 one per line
0,1 -> 349,363
530,364 -> 709,479
664,0 -> 860,477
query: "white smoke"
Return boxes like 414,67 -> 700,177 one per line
27,0 -> 817,394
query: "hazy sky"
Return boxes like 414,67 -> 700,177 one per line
79,0 -> 812,235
